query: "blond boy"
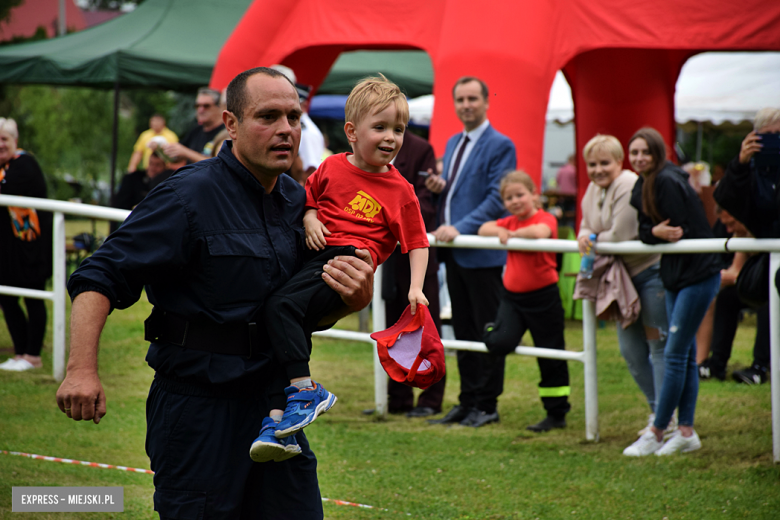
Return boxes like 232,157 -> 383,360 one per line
250,75 -> 430,462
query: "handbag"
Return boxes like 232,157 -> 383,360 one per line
736,252 -> 769,309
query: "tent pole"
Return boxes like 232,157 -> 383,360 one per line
695,122 -> 703,162
110,80 -> 120,199
58,0 -> 66,36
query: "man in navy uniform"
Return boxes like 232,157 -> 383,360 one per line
56,67 -> 374,519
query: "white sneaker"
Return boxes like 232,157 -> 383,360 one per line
638,413 -> 655,436
623,431 -> 664,456
4,359 -> 35,372
0,358 -> 21,370
655,430 -> 701,456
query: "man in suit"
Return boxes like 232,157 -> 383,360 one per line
425,76 -> 516,428
383,130 -> 446,417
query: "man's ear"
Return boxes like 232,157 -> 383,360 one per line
344,121 -> 357,143
223,110 -> 239,140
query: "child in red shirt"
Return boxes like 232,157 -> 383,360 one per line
250,75 -> 429,462
478,170 -> 571,433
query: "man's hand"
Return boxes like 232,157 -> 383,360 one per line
651,219 -> 683,242
739,131 -> 762,164
56,291 -> 110,424
322,248 -> 374,312
425,172 -> 446,194
432,225 -> 460,243
162,142 -> 208,163
56,370 -> 106,424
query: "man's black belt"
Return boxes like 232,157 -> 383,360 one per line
144,307 -> 260,358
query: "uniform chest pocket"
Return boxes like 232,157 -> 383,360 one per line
205,233 -> 273,308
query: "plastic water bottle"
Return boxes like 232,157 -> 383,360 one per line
579,233 -> 597,279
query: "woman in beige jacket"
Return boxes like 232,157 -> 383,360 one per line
577,135 -> 669,438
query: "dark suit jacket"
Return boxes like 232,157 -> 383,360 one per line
381,131 -> 440,326
394,131 -> 437,232
440,124 -> 516,269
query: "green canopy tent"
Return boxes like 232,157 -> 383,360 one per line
317,50 -> 434,98
0,0 -> 253,193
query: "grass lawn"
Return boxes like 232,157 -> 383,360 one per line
0,292 -> 777,519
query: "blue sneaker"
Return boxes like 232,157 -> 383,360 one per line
275,381 -> 337,438
250,418 -> 302,463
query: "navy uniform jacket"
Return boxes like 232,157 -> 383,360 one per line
68,142 -> 306,386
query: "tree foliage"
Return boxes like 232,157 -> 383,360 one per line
0,85 -> 136,201
0,0 -> 24,24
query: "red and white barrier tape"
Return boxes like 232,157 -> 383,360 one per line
2,450 -> 408,514
2,450 -> 154,474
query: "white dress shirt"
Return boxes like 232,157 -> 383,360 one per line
444,118 -> 490,225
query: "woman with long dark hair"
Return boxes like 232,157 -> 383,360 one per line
622,127 -> 721,456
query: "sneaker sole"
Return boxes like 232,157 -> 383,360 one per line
275,393 -> 338,438
249,440 -> 301,463
656,443 -> 701,456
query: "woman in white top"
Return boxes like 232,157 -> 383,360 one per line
577,135 -> 668,436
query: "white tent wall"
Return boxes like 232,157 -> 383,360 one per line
540,52 -> 779,187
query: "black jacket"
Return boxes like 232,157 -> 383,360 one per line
69,142 -> 306,386
0,152 -> 52,285
713,156 -> 780,239
630,162 -> 721,292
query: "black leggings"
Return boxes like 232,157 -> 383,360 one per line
483,283 -> 571,418
264,246 -> 357,409
0,281 -> 47,356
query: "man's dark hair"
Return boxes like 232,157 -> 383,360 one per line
226,67 -> 295,122
452,76 -> 489,100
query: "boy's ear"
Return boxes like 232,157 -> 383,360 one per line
344,121 -> 358,143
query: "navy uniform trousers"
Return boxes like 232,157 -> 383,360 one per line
146,376 -> 323,520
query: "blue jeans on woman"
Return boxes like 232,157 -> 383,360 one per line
616,264 -> 667,413
653,272 -> 721,431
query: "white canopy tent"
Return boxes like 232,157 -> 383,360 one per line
408,52 -> 780,127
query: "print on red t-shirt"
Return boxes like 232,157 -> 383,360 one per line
305,153 -> 429,268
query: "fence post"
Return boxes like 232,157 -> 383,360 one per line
372,264 -> 388,417
53,212 -> 66,382
582,298 -> 599,441
770,252 -> 780,463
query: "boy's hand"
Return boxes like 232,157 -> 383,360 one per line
304,212 -> 331,250
408,288 -> 429,315
498,228 -> 511,245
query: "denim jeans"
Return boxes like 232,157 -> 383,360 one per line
654,272 -> 721,430
615,264 -> 667,412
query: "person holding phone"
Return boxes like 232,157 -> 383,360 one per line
713,107 -> 780,385
714,108 -> 780,240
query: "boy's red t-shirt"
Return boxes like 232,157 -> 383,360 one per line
496,209 -> 559,293
305,153 -> 429,268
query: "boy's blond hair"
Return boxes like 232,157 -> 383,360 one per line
345,73 -> 409,127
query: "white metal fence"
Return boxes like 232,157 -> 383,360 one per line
1,194 -> 779,462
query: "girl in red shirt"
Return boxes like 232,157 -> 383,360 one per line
478,170 -> 571,433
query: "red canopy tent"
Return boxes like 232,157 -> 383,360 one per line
211,0 -> 780,207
